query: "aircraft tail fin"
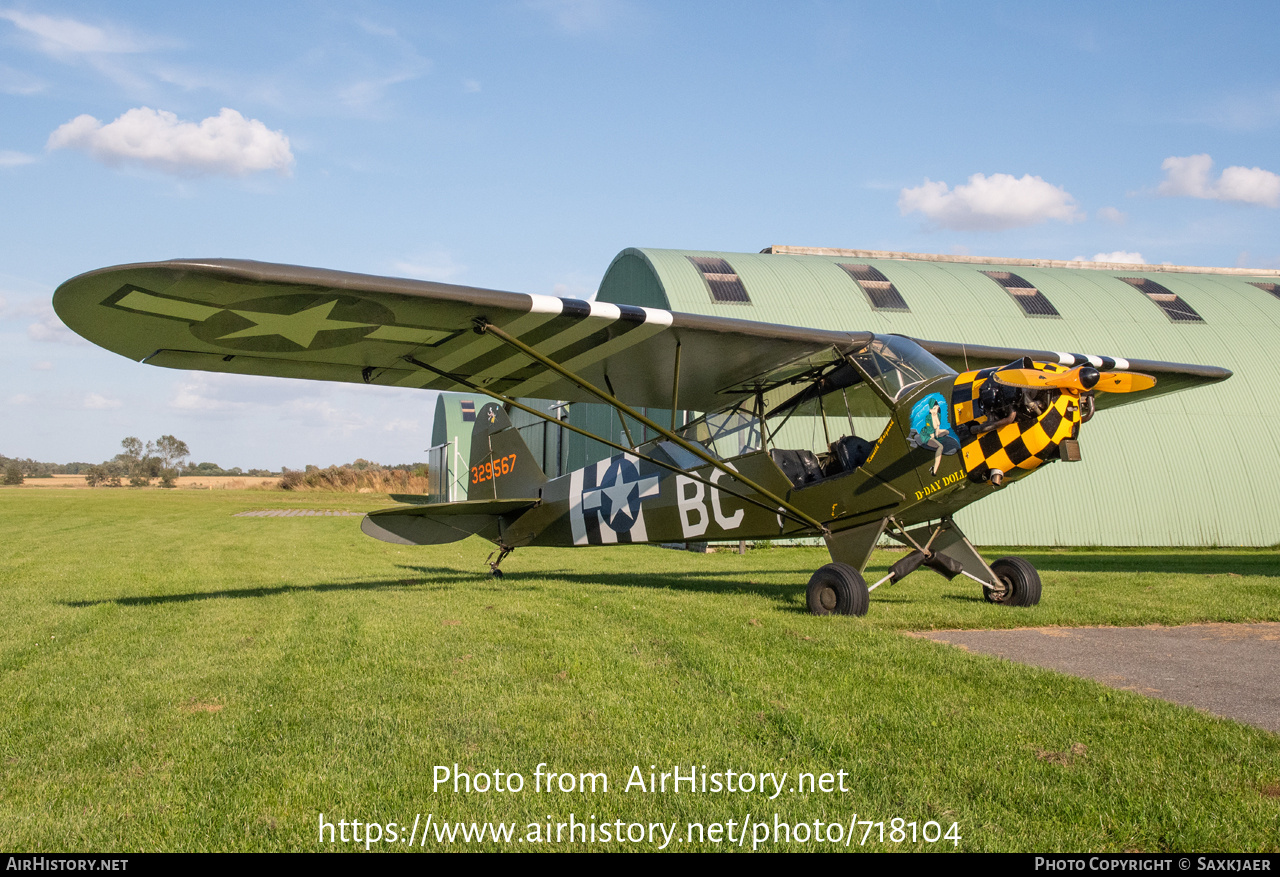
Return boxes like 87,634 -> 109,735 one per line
467,402 -> 548,500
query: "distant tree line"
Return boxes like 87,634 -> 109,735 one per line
183,461 -> 276,478
4,442 -> 426,492
279,459 -> 428,492
0,454 -> 97,478
4,436 -> 222,488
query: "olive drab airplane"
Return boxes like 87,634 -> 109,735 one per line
54,259 -> 1231,617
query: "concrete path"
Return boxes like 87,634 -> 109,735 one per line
918,623 -> 1280,734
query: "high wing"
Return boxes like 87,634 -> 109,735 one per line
54,259 -> 1231,410
919,340 -> 1230,408
53,259 -> 869,412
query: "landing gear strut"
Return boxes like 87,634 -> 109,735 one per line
487,546 -> 514,578
816,516 -> 1044,613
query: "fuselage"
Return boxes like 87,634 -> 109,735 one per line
496,361 -> 1084,549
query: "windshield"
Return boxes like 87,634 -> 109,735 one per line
849,335 -> 955,402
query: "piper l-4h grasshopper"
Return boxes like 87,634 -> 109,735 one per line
54,259 -> 1230,616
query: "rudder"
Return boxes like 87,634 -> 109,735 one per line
467,402 -> 547,500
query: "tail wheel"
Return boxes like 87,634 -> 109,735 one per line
806,563 -> 870,617
985,556 -> 1042,607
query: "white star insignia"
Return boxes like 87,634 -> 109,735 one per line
217,300 -> 374,348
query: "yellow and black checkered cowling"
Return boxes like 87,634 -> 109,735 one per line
951,363 -> 1081,483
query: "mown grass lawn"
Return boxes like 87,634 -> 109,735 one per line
1,488 -> 1277,852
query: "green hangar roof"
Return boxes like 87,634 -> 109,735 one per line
595,246 -> 1280,546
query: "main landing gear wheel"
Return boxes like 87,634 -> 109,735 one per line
984,556 -> 1042,607
806,563 -> 869,617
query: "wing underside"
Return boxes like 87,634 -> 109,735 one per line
54,259 -> 1230,412
54,259 -> 869,412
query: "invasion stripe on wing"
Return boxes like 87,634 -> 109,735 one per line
464,299 -> 618,383
428,293 -> 566,373
403,295 -> 674,392
1053,351 -> 1130,370
503,305 -> 674,397
461,300 -> 672,391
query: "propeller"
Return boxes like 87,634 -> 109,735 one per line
990,365 -> 1156,394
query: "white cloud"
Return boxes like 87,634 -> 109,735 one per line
283,398 -> 368,435
325,17 -> 431,111
0,9 -> 150,56
552,281 -> 595,300
0,63 -> 46,95
337,69 -> 425,109
167,373 -> 316,415
1089,251 -> 1145,264
462,79 -> 481,93
380,417 -> 422,434
47,107 -> 294,177
26,308 -> 83,344
0,11 -> 182,96
1097,206 -> 1126,224
0,294 -> 50,321
8,394 -> 34,405
1158,154 -> 1217,198
0,150 -> 34,167
1216,165 -> 1280,206
171,379 -> 252,414
172,378 -> 411,422
84,393 -> 121,410
354,19 -> 399,39
898,172 -> 1083,231
30,361 -> 52,371
1157,154 -> 1280,207
393,251 -> 468,282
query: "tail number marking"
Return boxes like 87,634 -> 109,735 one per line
472,454 -> 517,486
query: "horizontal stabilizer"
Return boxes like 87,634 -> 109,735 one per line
382,496 -> 540,515
361,498 -> 539,546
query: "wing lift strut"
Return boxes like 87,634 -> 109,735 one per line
865,516 -> 1000,593
400,321 -> 829,536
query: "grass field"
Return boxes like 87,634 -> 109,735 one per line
1,488 -> 1277,852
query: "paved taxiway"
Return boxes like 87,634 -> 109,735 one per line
918,623 -> 1280,734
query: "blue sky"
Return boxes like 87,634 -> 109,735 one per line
2,0 -> 1278,468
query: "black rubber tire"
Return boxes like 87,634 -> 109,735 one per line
806,563 -> 870,617
985,556 -> 1042,607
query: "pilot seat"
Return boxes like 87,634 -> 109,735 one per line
771,435 -> 873,488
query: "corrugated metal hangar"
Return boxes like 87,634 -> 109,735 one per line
433,245 -> 1278,547
595,246 -> 1279,547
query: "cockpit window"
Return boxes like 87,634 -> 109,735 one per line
849,335 -> 956,402
677,406 -> 761,460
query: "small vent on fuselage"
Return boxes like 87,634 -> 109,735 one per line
1118,277 -> 1205,322
980,270 -> 1061,317
838,263 -> 910,311
687,256 -> 751,304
